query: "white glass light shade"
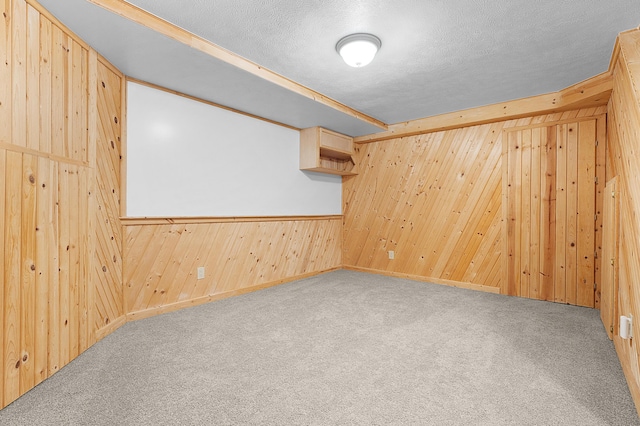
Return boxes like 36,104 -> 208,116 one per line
336,33 -> 381,68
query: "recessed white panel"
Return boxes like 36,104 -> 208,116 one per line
126,82 -> 342,217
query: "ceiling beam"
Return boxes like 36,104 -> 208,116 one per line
354,71 -> 613,143
88,0 -> 389,131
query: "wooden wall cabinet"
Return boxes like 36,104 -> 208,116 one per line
300,127 -> 357,176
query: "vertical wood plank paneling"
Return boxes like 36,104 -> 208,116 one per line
11,0 -> 26,150
577,120 -> 597,307
601,177 -> 618,339
506,130 -> 519,296
57,164 -> 70,369
555,124 -> 568,303
19,153 -> 36,393
0,149 -> 7,407
0,0 -> 9,407
0,0 -> 11,148
67,164 -> 79,359
34,156 -> 50,384
520,129 -> 532,298
1,3 -> 123,409
503,119 -> 598,306
25,4 -> 38,151
565,123 -> 579,306
47,161 -> 59,376
70,41 -> 87,163
529,127 -> 542,300
38,16 -> 51,154
77,166 -> 89,352
4,150 -> 22,405
540,126 -> 556,301
0,149 -> 6,407
594,115 -> 607,309
51,25 -> 66,159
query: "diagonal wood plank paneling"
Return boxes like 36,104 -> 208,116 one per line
344,106 -> 606,296
92,60 -> 123,333
123,218 -> 342,319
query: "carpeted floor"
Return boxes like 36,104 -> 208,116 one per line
0,270 -> 637,425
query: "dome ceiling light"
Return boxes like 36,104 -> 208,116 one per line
336,33 -> 381,68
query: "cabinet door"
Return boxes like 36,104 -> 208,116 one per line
320,129 -> 352,153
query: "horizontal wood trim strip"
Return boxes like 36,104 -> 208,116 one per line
126,268 -> 340,321
87,0 -> 388,131
343,266 -> 501,295
94,315 -> 126,341
127,78 -> 300,131
354,72 -> 612,143
503,114 -> 608,133
0,142 -> 89,167
121,215 -> 343,226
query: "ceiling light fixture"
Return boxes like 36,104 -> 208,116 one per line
336,33 -> 381,68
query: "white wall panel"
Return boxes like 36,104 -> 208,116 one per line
126,82 -> 342,216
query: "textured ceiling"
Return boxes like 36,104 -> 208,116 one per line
39,0 -> 640,136
123,0 -> 640,122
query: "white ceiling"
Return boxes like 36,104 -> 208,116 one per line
39,0 -> 640,136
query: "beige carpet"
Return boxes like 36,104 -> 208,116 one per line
0,270 -> 637,425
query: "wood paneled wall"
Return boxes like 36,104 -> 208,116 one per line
122,217 -> 342,320
0,0 -> 123,409
607,28 -> 640,413
93,61 -> 124,336
343,106 -> 606,304
503,118 -> 603,307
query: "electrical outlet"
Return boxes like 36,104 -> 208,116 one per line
388,250 -> 395,260
197,267 -> 205,280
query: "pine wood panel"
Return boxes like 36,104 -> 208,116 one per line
354,72 -> 612,143
607,28 -> 640,415
504,118 -> 600,307
601,177 -> 619,339
343,107 -> 606,295
123,218 -> 342,318
92,60 -> 123,333
0,0 -> 123,409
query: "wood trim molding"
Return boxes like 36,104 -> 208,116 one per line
0,142 -> 89,167
343,266 -> 501,295
87,0 -> 388,131
502,114 -> 607,134
126,268 -> 340,321
120,215 -> 343,226
94,315 -> 126,341
354,72 -> 613,143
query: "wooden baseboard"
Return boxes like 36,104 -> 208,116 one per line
614,337 -> 640,417
343,265 -> 501,295
95,315 -> 127,341
126,268 -> 341,321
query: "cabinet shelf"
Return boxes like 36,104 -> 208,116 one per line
300,127 -> 357,176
